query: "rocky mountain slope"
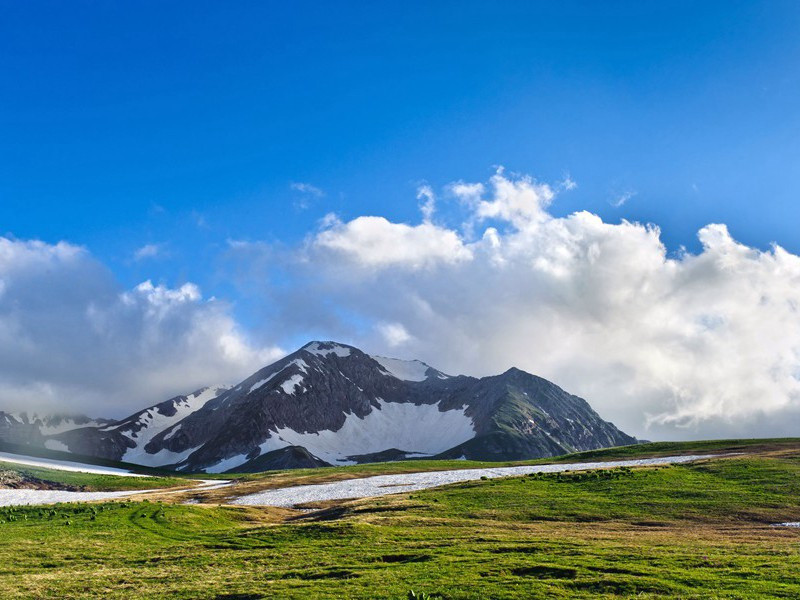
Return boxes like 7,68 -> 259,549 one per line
0,341 -> 637,473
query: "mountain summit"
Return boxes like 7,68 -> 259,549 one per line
0,341 -> 636,473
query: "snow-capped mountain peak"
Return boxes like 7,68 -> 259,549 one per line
1,342 -> 637,474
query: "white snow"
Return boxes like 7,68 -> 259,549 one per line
773,522 -> 800,528
0,451 -> 145,477
5,413 -> 105,435
255,399 -> 476,466
232,454 -> 721,507
162,424 -> 181,441
371,356 -> 433,382
204,453 -> 250,474
303,342 -> 352,358
128,445 -> 201,469
0,489 -> 151,507
250,375 -> 275,392
120,385 -> 228,466
281,374 -> 305,394
0,478 -> 230,507
251,359 -> 309,393
38,418 -> 105,435
43,440 -> 70,452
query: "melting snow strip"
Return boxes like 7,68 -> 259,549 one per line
0,489 -> 155,507
0,479 -> 232,507
0,452 -> 146,477
231,454 -> 721,508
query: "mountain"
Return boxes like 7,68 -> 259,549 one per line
0,341 -> 637,473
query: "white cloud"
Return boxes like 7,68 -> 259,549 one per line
290,182 -> 325,197
417,184 -> 436,223
290,182 -> 325,210
0,237 -> 283,416
273,170 -> 800,440
377,322 -> 412,347
6,169 -> 800,442
561,174 -> 578,191
133,243 -> 162,261
312,216 -> 472,270
611,190 -> 636,207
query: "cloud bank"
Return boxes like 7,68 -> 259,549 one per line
3,169 -> 799,440
0,237 -> 282,416
272,169 -> 799,439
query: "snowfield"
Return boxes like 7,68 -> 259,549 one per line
232,454 -> 719,507
120,385 -> 228,467
206,398 -> 477,472
0,488 -> 151,507
0,451 -> 145,477
371,356 -> 435,381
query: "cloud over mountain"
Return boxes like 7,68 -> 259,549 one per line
3,168 -> 799,440
272,170 -> 800,439
0,237 -> 282,415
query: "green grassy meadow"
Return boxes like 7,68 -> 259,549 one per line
0,439 -> 798,598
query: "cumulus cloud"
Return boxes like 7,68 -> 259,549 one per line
270,169 -> 800,440
312,216 -> 472,270
6,168 -> 800,442
0,237 -> 282,416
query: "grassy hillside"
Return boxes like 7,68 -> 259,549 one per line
0,442 -> 798,598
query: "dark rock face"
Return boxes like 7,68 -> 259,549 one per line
230,446 -> 331,473
0,341 -> 637,472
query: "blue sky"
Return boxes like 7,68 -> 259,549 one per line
2,2 -> 800,436
4,2 -> 800,270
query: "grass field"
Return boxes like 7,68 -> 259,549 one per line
0,439 -> 798,598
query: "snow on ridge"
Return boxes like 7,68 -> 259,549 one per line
38,418 -> 104,436
372,355 -> 435,382
250,358 -> 309,393
303,341 -> 352,358
120,385 -> 228,466
4,413 -> 105,436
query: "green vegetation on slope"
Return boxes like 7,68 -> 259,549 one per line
0,444 -> 799,599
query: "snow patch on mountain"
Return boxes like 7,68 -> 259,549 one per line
249,359 -> 310,393
303,341 -> 352,358
38,418 -> 105,435
372,356 -> 436,382
43,439 -> 70,452
257,399 -> 475,466
280,374 -> 305,395
120,385 -> 228,466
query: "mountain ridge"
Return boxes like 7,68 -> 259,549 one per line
0,341 -> 637,472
